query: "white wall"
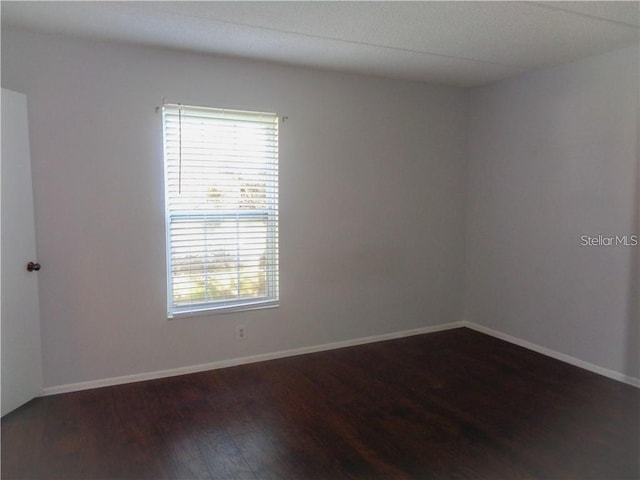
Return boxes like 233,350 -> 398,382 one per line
1,27 -> 469,389
465,46 -> 639,379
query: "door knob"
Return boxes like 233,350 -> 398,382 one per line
26,262 -> 41,272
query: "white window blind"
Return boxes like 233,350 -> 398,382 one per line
162,104 -> 279,316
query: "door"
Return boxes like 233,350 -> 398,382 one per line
1,88 -> 43,416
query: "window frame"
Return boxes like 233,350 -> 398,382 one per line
161,103 -> 280,318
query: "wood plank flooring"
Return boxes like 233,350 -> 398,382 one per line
2,327 -> 639,479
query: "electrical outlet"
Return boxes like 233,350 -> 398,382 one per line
237,325 -> 247,340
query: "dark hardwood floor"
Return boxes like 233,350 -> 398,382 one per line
2,327 -> 639,480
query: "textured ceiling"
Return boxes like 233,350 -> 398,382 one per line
2,1 -> 639,86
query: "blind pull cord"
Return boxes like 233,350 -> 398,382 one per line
178,103 -> 182,195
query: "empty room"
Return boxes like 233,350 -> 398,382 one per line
1,1 -> 638,479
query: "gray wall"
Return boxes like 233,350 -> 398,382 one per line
2,27 -> 469,388
465,46 -> 639,379
3,25 -> 637,390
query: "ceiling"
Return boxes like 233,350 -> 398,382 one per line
2,1 -> 639,87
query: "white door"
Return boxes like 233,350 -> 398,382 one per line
1,88 -> 43,416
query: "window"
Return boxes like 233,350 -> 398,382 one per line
162,104 -> 279,316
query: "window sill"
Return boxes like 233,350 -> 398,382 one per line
168,300 -> 279,320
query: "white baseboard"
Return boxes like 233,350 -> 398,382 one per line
464,321 -> 640,388
42,322 -> 465,396
42,320 -> 639,396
